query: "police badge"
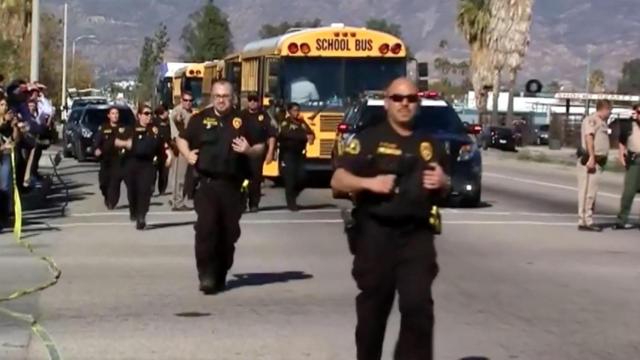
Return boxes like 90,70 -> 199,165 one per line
419,142 -> 433,161
258,114 -> 264,122
232,117 -> 242,129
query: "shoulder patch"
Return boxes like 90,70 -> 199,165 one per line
420,142 -> 433,161
344,138 -> 361,155
232,117 -> 243,129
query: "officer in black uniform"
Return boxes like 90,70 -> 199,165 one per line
277,103 -> 315,211
154,105 -> 173,195
239,93 -> 277,212
331,78 -> 450,360
93,106 -> 131,209
176,80 -> 265,294
115,104 -> 172,230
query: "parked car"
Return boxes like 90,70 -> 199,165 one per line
331,92 -> 483,207
62,104 -> 135,161
534,124 -> 549,145
481,126 -> 517,151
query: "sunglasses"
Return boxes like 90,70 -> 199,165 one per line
248,98 -> 258,102
388,94 -> 420,103
182,98 -> 193,102
142,111 -> 152,116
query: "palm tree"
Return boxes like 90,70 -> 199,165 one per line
589,69 -> 606,93
457,0 -> 492,124
0,0 -> 32,41
487,0 -> 535,125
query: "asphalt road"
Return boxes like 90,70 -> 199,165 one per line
2,149 -> 640,360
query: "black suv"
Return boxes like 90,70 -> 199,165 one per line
62,104 -> 136,161
331,94 -> 483,207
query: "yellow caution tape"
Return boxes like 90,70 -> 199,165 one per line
0,148 -> 63,360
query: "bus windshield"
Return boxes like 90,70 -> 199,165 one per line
281,58 -> 405,110
184,77 -> 204,108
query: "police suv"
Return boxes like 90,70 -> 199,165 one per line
331,91 -> 483,207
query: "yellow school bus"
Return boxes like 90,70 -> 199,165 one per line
233,23 -> 409,179
201,60 -> 225,108
172,63 -> 205,110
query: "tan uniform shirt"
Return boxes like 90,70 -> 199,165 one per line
581,114 -> 609,156
626,121 -> 640,153
169,104 -> 193,140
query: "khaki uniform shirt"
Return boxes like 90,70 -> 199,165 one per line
581,114 -> 609,156
169,104 -> 193,140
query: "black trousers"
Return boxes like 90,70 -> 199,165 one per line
124,159 -> 156,221
156,157 -> 170,195
99,159 -> 124,209
248,150 -> 266,208
279,151 -> 305,207
193,178 -> 243,283
352,216 -> 438,360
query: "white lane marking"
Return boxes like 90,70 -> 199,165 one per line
484,172 -> 630,200
12,220 -> 588,231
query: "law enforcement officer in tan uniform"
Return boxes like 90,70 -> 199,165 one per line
614,104 -> 640,229
169,91 -> 194,211
577,100 -> 612,232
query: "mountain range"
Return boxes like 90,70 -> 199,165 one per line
45,0 -> 640,90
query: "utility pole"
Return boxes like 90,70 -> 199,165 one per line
61,3 -> 68,118
30,0 -> 40,82
585,46 -> 592,116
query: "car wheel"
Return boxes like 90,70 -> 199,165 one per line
464,188 -> 482,208
74,139 -> 86,162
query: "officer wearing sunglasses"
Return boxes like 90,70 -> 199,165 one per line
115,104 -> 173,230
331,77 -> 450,360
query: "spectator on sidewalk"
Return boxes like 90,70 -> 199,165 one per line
0,93 -> 18,229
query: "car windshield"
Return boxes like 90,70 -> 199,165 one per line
72,98 -> 108,109
281,58 -> 406,110
82,108 -> 135,131
360,105 -> 467,134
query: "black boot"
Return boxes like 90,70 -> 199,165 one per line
136,217 -> 146,230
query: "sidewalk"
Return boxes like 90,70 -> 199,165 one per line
490,145 -> 624,171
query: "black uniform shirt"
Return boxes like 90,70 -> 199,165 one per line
94,122 -> 132,160
278,116 -> 314,153
129,122 -> 165,161
180,107 -> 253,179
335,120 -> 449,221
240,108 -> 276,144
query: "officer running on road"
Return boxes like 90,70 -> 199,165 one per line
93,106 -> 130,209
614,104 -> 640,229
331,77 -> 450,360
577,100 -> 612,232
115,104 -> 172,230
239,93 -> 277,212
277,103 -> 315,211
176,80 -> 265,295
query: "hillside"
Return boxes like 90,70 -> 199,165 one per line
45,0 -> 640,88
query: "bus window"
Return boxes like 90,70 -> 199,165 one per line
184,77 -> 203,108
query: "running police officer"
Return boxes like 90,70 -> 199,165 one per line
577,99 -> 612,232
239,93 -> 277,212
115,104 -> 172,230
614,103 -> 640,229
176,80 -> 265,294
331,78 -> 450,360
93,106 -> 130,209
277,103 -> 315,211
154,105 -> 172,195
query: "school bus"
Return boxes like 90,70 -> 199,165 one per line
231,23 -> 410,179
172,63 -> 205,110
155,62 -> 190,109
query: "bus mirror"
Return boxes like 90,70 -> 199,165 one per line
269,62 -> 280,77
418,62 -> 429,78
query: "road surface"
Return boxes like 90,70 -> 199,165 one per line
2,149 -> 640,360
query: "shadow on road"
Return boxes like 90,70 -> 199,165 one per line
459,357 -> 490,360
146,221 -> 195,230
257,204 -> 337,212
223,271 -> 313,292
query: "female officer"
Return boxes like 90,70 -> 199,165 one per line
116,104 -> 172,230
94,106 -> 128,209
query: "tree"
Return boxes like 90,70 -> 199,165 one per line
365,18 -> 402,37
617,59 -> 640,94
438,39 -> 449,50
136,23 -> 170,103
487,0 -> 534,125
589,69 -> 606,93
259,19 -> 322,39
181,0 -> 233,62
456,0 -> 492,123
546,80 -> 561,93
